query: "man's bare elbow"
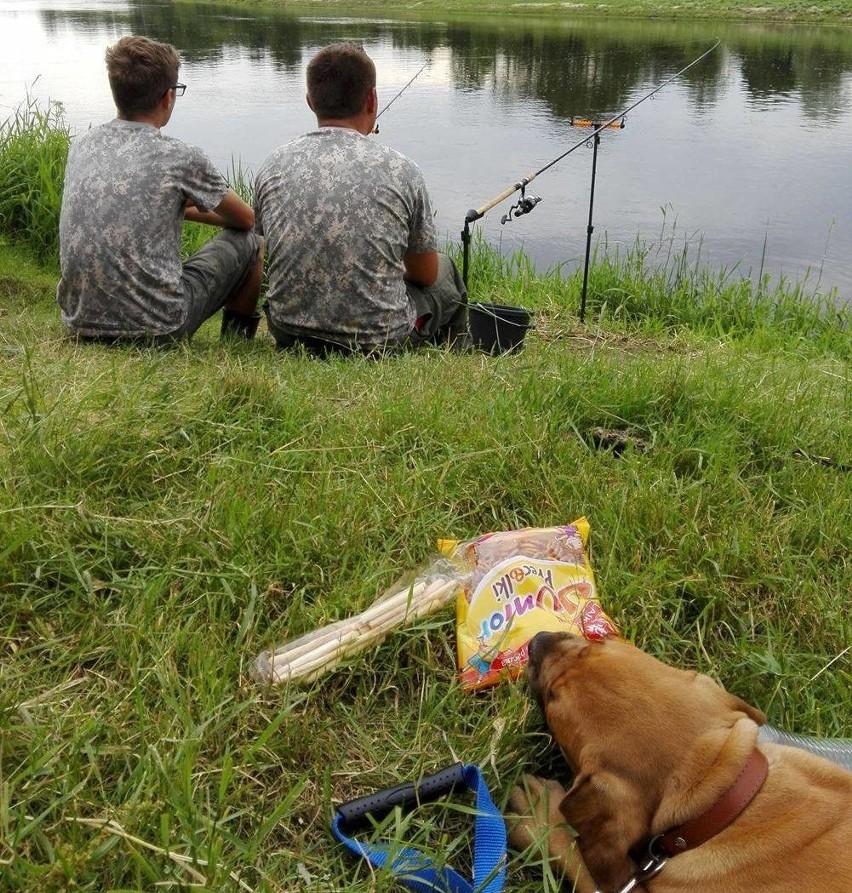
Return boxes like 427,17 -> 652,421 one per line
230,202 -> 255,231
421,266 -> 439,288
404,251 -> 439,288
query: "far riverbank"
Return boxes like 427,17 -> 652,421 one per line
202,0 -> 852,24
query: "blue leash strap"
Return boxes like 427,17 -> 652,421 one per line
332,763 -> 506,893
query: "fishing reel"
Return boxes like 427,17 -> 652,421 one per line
501,186 -> 541,225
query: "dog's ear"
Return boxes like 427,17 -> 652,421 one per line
695,673 -> 766,726
727,693 -> 766,726
559,770 -> 647,892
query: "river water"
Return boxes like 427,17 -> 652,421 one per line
2,1 -> 852,302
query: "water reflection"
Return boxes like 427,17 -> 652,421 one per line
34,3 -> 852,120
3,1 -> 852,299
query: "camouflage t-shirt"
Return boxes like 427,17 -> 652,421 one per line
254,127 -> 438,347
57,119 -> 227,338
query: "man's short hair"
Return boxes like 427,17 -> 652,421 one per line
307,43 -> 376,119
106,36 -> 180,117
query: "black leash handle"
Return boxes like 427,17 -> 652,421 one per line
336,762 -> 466,832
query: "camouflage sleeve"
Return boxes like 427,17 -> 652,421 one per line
406,162 -> 438,255
181,143 -> 228,214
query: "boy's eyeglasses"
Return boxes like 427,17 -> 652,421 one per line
167,83 -> 187,97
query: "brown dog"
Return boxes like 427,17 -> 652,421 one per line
507,631 -> 852,893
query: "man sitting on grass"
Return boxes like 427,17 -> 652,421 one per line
57,35 -> 263,344
254,42 -> 468,355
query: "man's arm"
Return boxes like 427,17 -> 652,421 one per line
185,189 -> 255,230
403,249 -> 439,288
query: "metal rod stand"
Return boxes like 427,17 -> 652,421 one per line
461,211 -> 478,288
579,131 -> 601,324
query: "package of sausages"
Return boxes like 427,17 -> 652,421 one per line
446,518 -> 617,692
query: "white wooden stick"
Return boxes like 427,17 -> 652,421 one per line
255,577 -> 460,684
263,579 -> 432,665
281,579 -> 455,676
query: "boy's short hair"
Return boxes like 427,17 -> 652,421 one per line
106,35 -> 180,117
307,43 -> 376,119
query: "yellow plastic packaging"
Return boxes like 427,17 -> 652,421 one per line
449,518 -> 617,691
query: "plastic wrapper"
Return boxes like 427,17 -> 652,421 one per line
447,518 -> 617,691
252,518 -> 615,688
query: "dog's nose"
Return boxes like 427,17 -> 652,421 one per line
528,631 -> 561,664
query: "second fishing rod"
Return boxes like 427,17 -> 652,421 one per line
460,40 -> 721,314
372,61 -> 428,134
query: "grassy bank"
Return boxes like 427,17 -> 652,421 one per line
1,101 -> 851,891
219,0 -> 852,24
2,233 -> 850,892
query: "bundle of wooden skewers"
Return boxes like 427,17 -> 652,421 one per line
252,521 -> 603,686
252,562 -> 464,684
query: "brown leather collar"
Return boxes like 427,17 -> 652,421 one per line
646,748 -> 769,860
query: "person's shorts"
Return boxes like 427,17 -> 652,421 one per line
405,253 -> 469,347
66,230 -> 262,347
176,229 -> 263,338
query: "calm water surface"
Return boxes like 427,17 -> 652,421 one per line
2,1 -> 852,302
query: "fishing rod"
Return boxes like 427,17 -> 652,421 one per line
460,40 -> 721,302
373,62 -> 429,134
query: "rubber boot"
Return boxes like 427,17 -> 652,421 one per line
221,308 -> 261,340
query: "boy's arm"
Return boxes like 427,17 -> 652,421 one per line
185,189 -> 255,229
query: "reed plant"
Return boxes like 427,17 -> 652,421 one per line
1,229 -> 849,891
0,95 -> 70,262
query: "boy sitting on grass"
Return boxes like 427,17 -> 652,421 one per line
57,35 -> 263,344
254,42 -> 468,355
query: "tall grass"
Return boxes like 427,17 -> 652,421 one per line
578,227 -> 849,353
0,94 -> 70,262
461,226 -> 850,358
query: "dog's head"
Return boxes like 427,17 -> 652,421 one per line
526,631 -> 765,890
